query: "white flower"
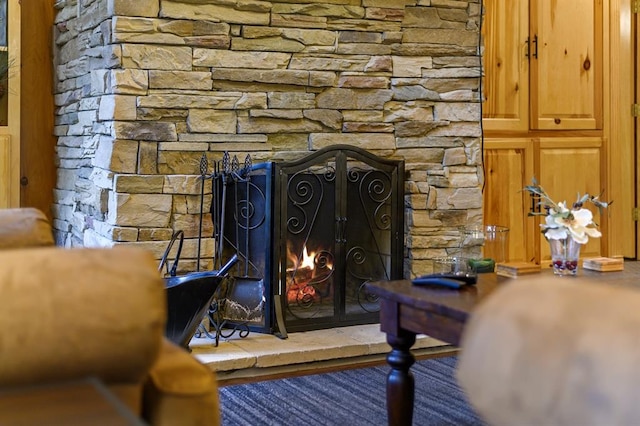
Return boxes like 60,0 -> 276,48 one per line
525,179 -> 610,246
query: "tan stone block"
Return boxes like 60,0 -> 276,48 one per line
138,142 -> 158,174
98,95 -> 137,121
139,93 -> 266,110
231,37 -> 305,53
338,75 -> 388,89
211,68 -> 309,86
109,0 -> 159,17
268,134 -> 309,151
158,151 -> 208,175
336,43 -> 392,55
163,175 -> 201,195
149,71 -> 212,90
363,0 -> 408,8
250,109 -> 303,120
122,45 -> 192,70
138,228 -> 174,242
160,1 -> 270,25
268,92 -> 316,109
385,101 -> 434,123
366,7 -> 405,21
272,3 -> 364,19
342,122 -> 393,133
94,138 -> 139,173
443,147 -> 467,166
315,88 -> 393,109
309,71 -> 337,87
271,13 -> 328,29
193,49 -> 291,69
187,110 -> 237,134
114,121 -> 178,142
238,117 -> 323,134
108,193 -> 173,227
108,69 -> 149,95
303,109 -> 342,130
310,133 -> 395,150
114,175 -> 165,194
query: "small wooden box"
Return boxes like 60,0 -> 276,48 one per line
582,257 -> 624,272
496,262 -> 542,278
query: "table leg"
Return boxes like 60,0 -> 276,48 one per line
386,331 -> 416,426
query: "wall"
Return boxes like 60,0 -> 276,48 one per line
52,0 -> 483,277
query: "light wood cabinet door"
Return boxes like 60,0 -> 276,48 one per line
537,137 -> 605,262
482,0 -> 529,132
483,139 -> 536,263
530,0 -> 603,130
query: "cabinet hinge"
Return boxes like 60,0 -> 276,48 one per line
633,207 -> 639,221
633,104 -> 640,116
634,1 -> 640,13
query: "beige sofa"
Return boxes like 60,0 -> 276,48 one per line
0,208 -> 220,425
457,276 -> 640,426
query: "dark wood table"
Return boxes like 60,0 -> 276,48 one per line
365,273 -> 502,426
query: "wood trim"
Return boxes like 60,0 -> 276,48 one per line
0,134 -> 10,207
20,0 -> 55,217
606,0 -> 634,259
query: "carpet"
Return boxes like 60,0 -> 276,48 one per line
219,356 -> 485,426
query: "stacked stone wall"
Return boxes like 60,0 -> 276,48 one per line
53,0 -> 483,277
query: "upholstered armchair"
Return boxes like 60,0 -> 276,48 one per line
457,277 -> 640,426
0,208 -> 220,425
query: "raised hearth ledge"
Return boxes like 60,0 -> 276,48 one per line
190,324 -> 455,386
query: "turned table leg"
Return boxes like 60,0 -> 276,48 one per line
386,331 -> 416,426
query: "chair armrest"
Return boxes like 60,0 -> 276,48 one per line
143,339 -> 220,426
0,208 -> 54,249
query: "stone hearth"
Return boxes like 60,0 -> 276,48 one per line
190,323 -> 455,385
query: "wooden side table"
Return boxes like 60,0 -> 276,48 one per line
365,275 -> 500,426
0,377 -> 145,425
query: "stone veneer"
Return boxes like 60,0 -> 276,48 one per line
52,0 -> 483,278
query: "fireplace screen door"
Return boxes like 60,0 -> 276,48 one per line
273,145 -> 404,333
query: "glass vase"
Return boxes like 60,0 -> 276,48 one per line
548,236 -> 582,276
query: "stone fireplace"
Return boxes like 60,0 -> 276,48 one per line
51,0 -> 483,284
211,145 -> 404,336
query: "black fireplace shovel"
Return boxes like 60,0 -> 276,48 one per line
163,254 -> 239,349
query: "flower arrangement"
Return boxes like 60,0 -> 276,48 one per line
524,178 -> 611,245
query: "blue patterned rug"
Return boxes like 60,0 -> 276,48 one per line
219,356 -> 484,425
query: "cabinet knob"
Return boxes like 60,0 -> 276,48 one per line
20,176 -> 28,186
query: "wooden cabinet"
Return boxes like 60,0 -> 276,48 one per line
483,139 -> 536,263
537,137 -> 605,261
483,0 -> 603,131
482,0 -> 608,265
483,137 -> 606,265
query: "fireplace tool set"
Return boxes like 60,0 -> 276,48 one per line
161,151 -> 260,348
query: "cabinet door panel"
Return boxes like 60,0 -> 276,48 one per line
482,0 -> 529,132
483,139 -> 536,263
530,0 -> 603,130
538,138 -> 604,262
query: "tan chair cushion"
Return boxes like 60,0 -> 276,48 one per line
457,278 -> 640,426
0,208 -> 54,248
0,246 -> 166,386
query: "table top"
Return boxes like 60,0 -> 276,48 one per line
367,265 -> 640,326
366,273 -> 503,324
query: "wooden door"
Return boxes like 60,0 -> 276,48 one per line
530,0 -> 603,130
537,137 -> 605,263
483,138 -> 536,263
481,0 -> 529,132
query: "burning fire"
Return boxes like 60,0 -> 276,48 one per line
286,244 -> 328,304
299,245 -> 316,271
